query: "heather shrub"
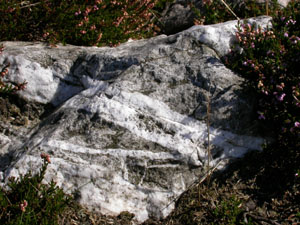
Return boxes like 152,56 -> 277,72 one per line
0,44 -> 27,94
0,154 -> 71,225
225,0 -> 300,145
0,0 -> 167,47
212,196 -> 250,225
193,0 -> 280,25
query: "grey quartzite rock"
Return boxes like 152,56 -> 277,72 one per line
0,17 -> 271,222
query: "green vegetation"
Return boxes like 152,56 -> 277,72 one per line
0,44 -> 27,94
0,0 -> 299,224
227,1 -> 300,143
193,0 -> 280,25
0,154 -> 71,225
212,196 -> 249,225
0,0 -> 170,47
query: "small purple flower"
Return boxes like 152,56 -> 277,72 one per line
75,12 -> 78,16
281,17 -> 286,21
295,121 -> 300,128
258,111 -> 265,120
284,32 -> 289,37
251,42 -> 255,48
277,93 -> 286,101
243,61 -> 248,66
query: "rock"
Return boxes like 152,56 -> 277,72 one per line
159,0 -> 198,35
0,17 -> 271,222
159,0 -> 290,35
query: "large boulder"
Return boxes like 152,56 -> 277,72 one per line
0,16 -> 271,222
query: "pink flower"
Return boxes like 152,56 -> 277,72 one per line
258,112 -> 265,120
93,5 -> 99,10
262,90 -> 268,95
19,200 -> 28,212
258,80 -> 264,88
80,30 -> 87,34
284,32 -> 289,37
41,153 -> 51,163
43,32 -> 49,38
295,122 -> 300,128
90,25 -> 96,30
247,23 -> 251,30
277,93 -> 286,101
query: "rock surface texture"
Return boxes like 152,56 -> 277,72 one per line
0,17 -> 271,222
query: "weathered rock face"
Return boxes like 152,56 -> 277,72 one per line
0,17 -> 271,222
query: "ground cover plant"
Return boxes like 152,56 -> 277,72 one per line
193,0 -> 281,25
0,0 -> 299,224
0,154 -> 71,225
227,1 -> 300,143
0,44 -> 27,94
0,0 -> 170,47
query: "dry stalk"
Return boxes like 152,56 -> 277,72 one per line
13,1 -> 41,9
20,2 -> 41,9
219,0 -> 240,20
206,90 -> 212,185
198,88 -> 213,202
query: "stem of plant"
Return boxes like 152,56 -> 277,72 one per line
219,0 -> 240,21
206,90 -> 211,185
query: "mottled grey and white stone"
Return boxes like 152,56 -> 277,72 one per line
0,17 -> 271,222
